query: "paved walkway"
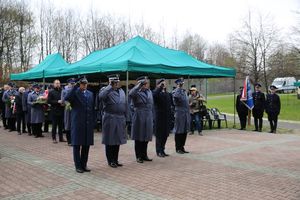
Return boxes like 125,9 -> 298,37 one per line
1,128 -> 300,200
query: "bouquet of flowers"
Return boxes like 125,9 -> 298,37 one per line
34,90 -> 49,105
65,101 -> 72,111
10,96 -> 16,114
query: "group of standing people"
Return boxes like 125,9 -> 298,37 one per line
0,79 -> 76,143
236,83 -> 281,133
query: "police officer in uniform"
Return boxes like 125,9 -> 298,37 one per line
0,85 -> 8,129
129,76 -> 154,163
99,74 -> 127,168
252,83 -> 265,132
2,83 -> 18,132
265,85 -> 281,133
236,86 -> 248,130
27,84 -> 45,138
172,78 -> 191,154
61,78 -> 76,145
65,77 -> 95,173
22,84 -> 32,135
153,78 -> 173,157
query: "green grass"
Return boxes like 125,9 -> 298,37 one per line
206,93 -> 300,121
200,120 -> 295,134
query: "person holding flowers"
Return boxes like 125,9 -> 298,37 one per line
2,82 -> 18,132
27,84 -> 45,138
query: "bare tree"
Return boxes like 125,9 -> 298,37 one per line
179,32 -> 207,61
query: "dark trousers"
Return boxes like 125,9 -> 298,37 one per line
44,120 -> 50,132
52,115 -> 64,140
254,117 -> 263,131
32,123 -> 43,137
8,117 -> 16,131
134,140 -> 149,159
27,123 -> 31,134
155,134 -> 168,154
175,133 -> 187,151
16,112 -> 26,133
1,110 -> 7,128
105,145 -> 120,164
268,115 -> 278,132
73,145 -> 90,170
65,130 -> 71,144
238,113 -> 247,129
191,112 -> 202,132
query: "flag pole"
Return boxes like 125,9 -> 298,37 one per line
233,77 -> 236,128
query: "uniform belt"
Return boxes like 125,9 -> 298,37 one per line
103,111 -> 124,116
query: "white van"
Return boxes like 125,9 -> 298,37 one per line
295,81 -> 300,99
271,77 -> 297,93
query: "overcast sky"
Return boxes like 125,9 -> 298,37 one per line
31,0 -> 300,44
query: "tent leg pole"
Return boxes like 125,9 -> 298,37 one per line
43,70 -> 45,88
205,78 -> 208,101
233,77 -> 236,128
187,76 -> 190,89
126,71 -> 129,139
126,71 -> 129,100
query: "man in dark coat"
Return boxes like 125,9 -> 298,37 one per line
27,84 -> 45,138
22,85 -> 32,135
0,85 -> 8,129
265,85 -> 281,133
236,86 -> 248,130
153,78 -> 173,157
15,87 -> 26,135
172,78 -> 190,154
48,79 -> 66,143
129,76 -> 154,163
61,78 -> 76,145
2,83 -> 18,132
252,83 -> 265,132
65,77 -> 95,173
99,74 -> 127,168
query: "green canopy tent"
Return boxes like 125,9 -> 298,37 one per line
43,36 -> 235,80
10,36 -> 237,126
10,53 -> 69,81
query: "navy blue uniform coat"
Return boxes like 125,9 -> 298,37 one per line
65,86 -> 95,146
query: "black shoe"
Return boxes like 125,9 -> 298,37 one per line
176,150 -> 184,154
109,163 -> 118,168
83,167 -> 91,172
76,168 -> 84,173
182,149 -> 190,153
136,158 -> 143,163
18,131 -> 21,135
189,132 -> 194,135
59,139 -> 67,142
53,139 -> 58,144
39,135 -> 44,138
157,152 -> 165,157
28,133 -> 32,136
198,131 -> 203,136
269,131 -> 273,133
34,135 -> 39,138
163,152 -> 169,157
23,130 -> 27,133
116,162 -> 123,167
143,156 -> 152,161
9,129 -> 13,132
252,129 -> 258,132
